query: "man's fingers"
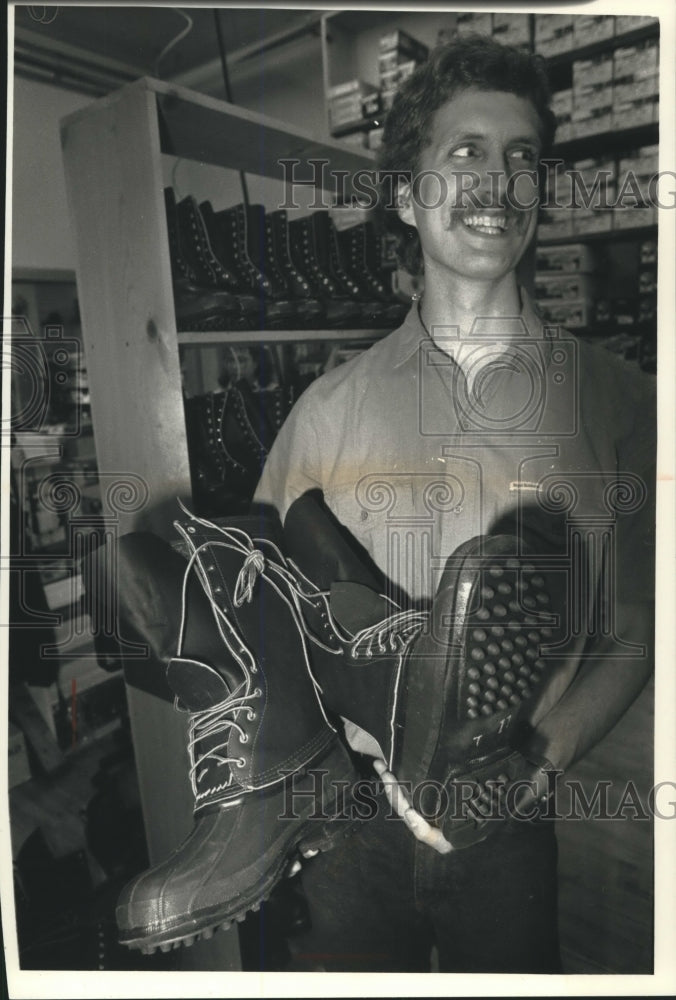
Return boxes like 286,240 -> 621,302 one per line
404,807 -> 453,854
373,758 -> 411,817
373,759 -> 453,855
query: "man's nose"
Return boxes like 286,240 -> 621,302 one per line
477,154 -> 509,207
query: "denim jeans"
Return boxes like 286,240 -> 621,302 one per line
292,790 -> 561,973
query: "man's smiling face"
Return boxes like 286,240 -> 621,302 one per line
398,87 -> 543,287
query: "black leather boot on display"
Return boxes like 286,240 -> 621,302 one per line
183,380 -> 278,517
288,216 -> 364,329
164,188 -> 243,332
325,214 -> 387,328
266,209 -> 324,329
191,199 -> 260,328
115,511 -> 360,954
336,221 -> 409,328
214,204 -> 297,330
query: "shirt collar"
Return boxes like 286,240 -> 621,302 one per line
390,287 -> 548,370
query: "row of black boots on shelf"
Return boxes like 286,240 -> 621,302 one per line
165,187 -> 409,331
184,374 -> 293,517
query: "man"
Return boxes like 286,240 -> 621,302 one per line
254,35 -> 655,972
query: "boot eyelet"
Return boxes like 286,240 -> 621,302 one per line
187,526 -> 196,533
252,687 -> 262,698
239,733 -> 249,744
236,758 -> 246,768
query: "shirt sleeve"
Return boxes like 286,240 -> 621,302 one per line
254,387 -> 324,523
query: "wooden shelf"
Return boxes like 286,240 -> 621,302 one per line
177,328 -> 389,346
538,223 -> 657,247
331,115 -> 383,139
552,122 -> 658,162
546,22 -> 659,74
62,77 -> 376,202
153,78 -> 375,193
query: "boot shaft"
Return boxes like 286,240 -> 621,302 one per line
164,187 -> 245,332
173,511 -> 337,810
283,490 -> 422,766
183,386 -> 273,515
267,209 -> 325,328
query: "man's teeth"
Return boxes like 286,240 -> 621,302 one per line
462,215 -> 508,232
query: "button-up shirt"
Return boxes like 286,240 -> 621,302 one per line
256,294 -> 655,619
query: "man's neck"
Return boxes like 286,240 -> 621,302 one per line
417,272 -> 526,392
419,271 -> 523,348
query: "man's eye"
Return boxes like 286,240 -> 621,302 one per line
510,148 -> 538,163
451,145 -> 476,158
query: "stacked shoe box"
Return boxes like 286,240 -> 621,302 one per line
491,13 -> 531,51
538,163 -> 575,241
615,15 -> 658,37
572,14 -> 615,47
570,155 -> 616,235
614,144 -> 658,230
327,79 -> 379,136
534,242 -> 599,330
551,87 -> 573,143
455,11 -> 493,38
613,38 -> 659,129
571,52 -> 613,139
533,14 -> 574,58
378,29 -> 429,113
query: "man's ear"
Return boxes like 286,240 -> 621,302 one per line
397,182 -> 416,228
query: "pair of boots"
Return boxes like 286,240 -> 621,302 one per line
113,492 -> 565,953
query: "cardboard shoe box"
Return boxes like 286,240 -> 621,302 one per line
535,272 -> 597,301
534,15 -> 574,57
615,15 -> 658,36
378,29 -> 429,63
456,12 -> 493,37
573,15 -> 615,46
573,53 -> 613,89
552,89 -> 573,143
492,13 -> 531,48
536,243 -> 598,274
537,298 -> 593,330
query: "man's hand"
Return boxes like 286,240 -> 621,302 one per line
373,759 -> 454,855
374,753 -> 559,853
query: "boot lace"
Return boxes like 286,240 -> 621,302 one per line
184,683 -> 262,800
349,608 -> 429,659
173,503 -> 431,787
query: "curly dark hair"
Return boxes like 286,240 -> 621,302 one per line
377,34 -> 557,276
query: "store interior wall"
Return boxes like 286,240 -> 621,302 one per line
11,29 -> 325,271
12,77 -> 90,270
11,10 -> 457,273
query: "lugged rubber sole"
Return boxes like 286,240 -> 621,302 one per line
119,811 -> 358,954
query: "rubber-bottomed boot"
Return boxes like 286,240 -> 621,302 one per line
283,492 -> 569,849
115,510 -> 358,953
395,533 -> 568,848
